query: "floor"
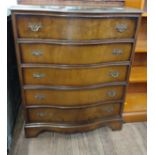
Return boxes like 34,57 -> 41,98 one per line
9,110 -> 147,155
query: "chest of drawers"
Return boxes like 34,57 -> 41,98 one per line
11,5 -> 141,137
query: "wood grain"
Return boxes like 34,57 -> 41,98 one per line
27,103 -> 120,123
129,66 -> 147,83
11,8 -> 141,137
123,111 -> 147,122
124,92 -> 146,112
23,65 -> 128,86
125,0 -> 145,9
123,82 -> 147,122
20,43 -> 132,64
135,17 -> 147,52
24,85 -> 124,106
17,0 -> 125,7
133,53 -> 147,66
16,15 -> 137,40
24,118 -> 123,137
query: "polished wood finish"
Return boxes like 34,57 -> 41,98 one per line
27,103 -> 121,123
24,86 -> 124,106
24,118 -> 123,138
11,5 -> 141,137
123,0 -> 147,123
125,0 -> 145,9
130,66 -> 147,83
135,17 -> 147,52
127,82 -> 146,93
18,0 -> 125,7
125,93 -> 146,112
23,65 -> 128,86
133,53 -> 147,66
123,111 -> 147,122
16,15 -> 137,40
125,83 -> 147,114
123,83 -> 147,122
20,43 -> 132,64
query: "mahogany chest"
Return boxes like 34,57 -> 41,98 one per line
11,5 -> 141,137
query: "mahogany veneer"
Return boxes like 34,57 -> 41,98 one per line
11,4 -> 141,137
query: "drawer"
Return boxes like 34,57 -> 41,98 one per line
24,85 -> 124,106
16,15 -> 137,40
20,43 -> 132,64
27,103 -> 121,123
23,65 -> 128,86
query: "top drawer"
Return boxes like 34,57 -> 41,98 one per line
16,14 -> 137,40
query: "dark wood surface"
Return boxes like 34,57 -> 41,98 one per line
24,117 -> 123,137
27,103 -> 121,123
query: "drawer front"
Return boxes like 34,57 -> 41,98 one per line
27,103 -> 121,123
20,43 -> 132,64
23,66 -> 128,86
16,15 -> 137,40
24,86 -> 124,106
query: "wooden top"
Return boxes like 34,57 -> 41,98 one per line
17,0 -> 125,7
11,4 -> 142,14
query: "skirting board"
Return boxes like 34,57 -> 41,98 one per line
123,111 -> 147,122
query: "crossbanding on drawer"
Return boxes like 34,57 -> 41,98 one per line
16,15 -> 137,40
23,65 -> 128,86
24,85 -> 124,106
27,103 -> 121,123
20,43 -> 132,64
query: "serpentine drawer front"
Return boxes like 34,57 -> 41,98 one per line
20,43 -> 132,64
24,85 -> 124,106
23,65 -> 128,86
11,5 -> 141,137
16,15 -> 137,40
27,103 -> 121,123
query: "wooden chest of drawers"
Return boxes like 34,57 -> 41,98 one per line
11,5 -> 141,137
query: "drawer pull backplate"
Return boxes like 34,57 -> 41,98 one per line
107,90 -> 116,97
109,71 -> 120,78
32,50 -> 43,56
28,23 -> 42,32
105,106 -> 114,113
32,73 -> 46,79
37,112 -> 47,117
112,49 -> 123,55
34,94 -> 45,100
115,23 -> 128,32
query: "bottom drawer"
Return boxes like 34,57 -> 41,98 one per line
27,103 -> 121,123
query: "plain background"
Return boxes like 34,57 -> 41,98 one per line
0,0 -> 153,154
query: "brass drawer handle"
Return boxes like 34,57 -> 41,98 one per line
107,90 -> 116,97
37,112 -> 47,117
34,94 -> 45,100
115,23 -> 128,32
32,50 -> 43,56
28,23 -> 42,32
32,73 -> 46,79
112,49 -> 123,55
105,106 -> 114,113
109,71 -> 120,78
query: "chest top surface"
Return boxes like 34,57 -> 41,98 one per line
11,4 -> 142,14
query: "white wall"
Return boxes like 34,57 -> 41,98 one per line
7,0 -> 17,15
